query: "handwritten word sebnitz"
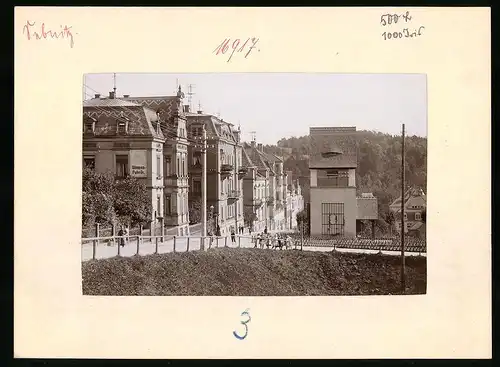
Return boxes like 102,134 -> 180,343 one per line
233,308 -> 251,340
380,11 -> 412,26
22,20 -> 75,48
382,26 -> 425,40
214,38 -> 259,62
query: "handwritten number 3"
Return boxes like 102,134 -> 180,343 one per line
233,309 -> 251,340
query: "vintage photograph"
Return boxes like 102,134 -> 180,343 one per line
81,73 -> 427,296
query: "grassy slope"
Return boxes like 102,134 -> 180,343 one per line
82,248 -> 426,296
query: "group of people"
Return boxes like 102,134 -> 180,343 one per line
252,229 -> 295,250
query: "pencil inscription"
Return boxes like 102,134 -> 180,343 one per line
22,20 -> 75,48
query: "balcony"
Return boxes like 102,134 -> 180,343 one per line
238,166 -> 248,177
253,198 -> 263,207
227,189 -> 241,202
220,163 -> 234,178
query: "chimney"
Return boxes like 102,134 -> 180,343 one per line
109,91 -> 115,99
94,93 -> 101,99
197,110 -> 202,114
251,140 -> 256,148
123,94 -> 130,98
183,105 -> 190,113
257,143 -> 263,152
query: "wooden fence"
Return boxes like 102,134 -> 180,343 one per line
279,232 -> 427,253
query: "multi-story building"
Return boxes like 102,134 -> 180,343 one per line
186,108 -> 245,236
389,187 -> 426,238
284,171 -> 304,230
82,92 -> 166,223
308,126 -> 378,237
121,87 -> 190,236
243,141 -> 288,231
242,148 -> 268,232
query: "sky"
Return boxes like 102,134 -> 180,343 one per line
83,73 -> 427,145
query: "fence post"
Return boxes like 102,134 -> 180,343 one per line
173,236 -> 176,253
201,237 -> 205,251
155,236 -> 159,254
136,235 -> 140,255
187,237 -> 190,252
225,236 -> 228,247
112,223 -> 116,247
117,234 -> 121,257
238,236 -> 241,248
93,223 -> 99,260
160,217 -> 165,242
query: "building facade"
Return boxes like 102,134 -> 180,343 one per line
308,127 -> 359,237
82,93 -> 166,223
285,171 -> 304,230
242,145 -> 269,232
122,87 -> 190,236
389,187 -> 426,238
186,109 -> 245,236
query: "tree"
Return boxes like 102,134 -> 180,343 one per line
243,206 -> 257,229
188,197 -> 202,224
113,176 -> 151,226
82,168 -> 115,227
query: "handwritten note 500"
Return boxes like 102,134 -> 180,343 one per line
214,38 -> 260,63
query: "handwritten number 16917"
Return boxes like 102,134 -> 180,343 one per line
214,38 -> 260,63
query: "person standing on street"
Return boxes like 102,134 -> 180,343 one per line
118,226 -> 125,247
231,228 -> 236,244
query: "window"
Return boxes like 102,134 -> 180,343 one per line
156,155 -> 161,178
115,155 -> 129,178
415,212 -> 422,221
157,196 -> 161,216
177,157 -> 180,176
193,180 -> 201,193
403,212 -> 408,220
165,195 -> 171,215
321,203 -> 345,236
83,157 -> 95,170
116,120 -> 128,135
165,156 -> 171,176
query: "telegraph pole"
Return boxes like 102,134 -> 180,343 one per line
400,123 -> 406,293
201,126 -> 207,239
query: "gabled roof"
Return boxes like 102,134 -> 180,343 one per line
242,147 -> 255,168
122,95 -> 180,124
390,187 -> 426,212
308,126 -> 358,169
83,98 -> 142,107
83,102 -> 165,139
186,113 -> 238,143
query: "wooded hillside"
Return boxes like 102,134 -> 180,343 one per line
264,130 -> 427,233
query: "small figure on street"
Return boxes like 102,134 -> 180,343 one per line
118,226 -> 126,247
216,225 -> 221,237
264,226 -> 268,235
231,229 -> 236,243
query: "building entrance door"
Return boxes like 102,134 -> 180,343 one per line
321,203 -> 345,236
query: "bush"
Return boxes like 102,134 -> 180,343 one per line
82,168 -> 151,228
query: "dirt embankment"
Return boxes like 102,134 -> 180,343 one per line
82,248 -> 426,296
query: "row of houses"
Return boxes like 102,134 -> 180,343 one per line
82,87 -> 304,236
